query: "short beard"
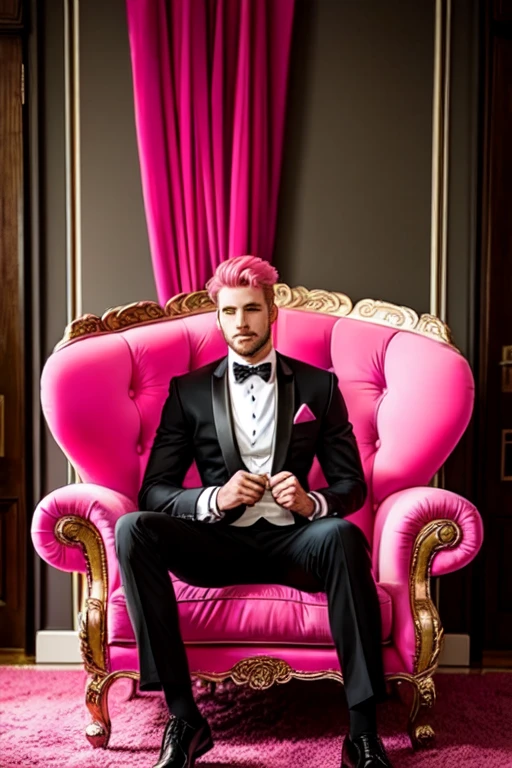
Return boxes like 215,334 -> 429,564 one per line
225,326 -> 271,359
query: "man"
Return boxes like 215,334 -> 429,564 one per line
115,255 -> 393,768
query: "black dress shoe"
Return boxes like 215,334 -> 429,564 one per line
153,716 -> 213,768
341,733 -> 393,768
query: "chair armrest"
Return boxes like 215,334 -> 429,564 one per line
31,483 -> 137,591
32,483 -> 137,678
372,487 -> 483,675
373,486 -> 483,581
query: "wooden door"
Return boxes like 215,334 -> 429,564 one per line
479,13 -> 512,652
0,33 -> 26,649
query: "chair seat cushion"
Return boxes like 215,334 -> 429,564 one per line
108,578 -> 393,646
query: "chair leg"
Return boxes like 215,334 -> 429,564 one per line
407,675 -> 436,750
85,675 -> 111,749
85,671 -> 139,749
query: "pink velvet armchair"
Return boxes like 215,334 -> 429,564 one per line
31,285 -> 483,751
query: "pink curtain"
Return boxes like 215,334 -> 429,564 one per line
126,0 -> 295,304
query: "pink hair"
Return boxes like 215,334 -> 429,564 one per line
206,255 -> 279,305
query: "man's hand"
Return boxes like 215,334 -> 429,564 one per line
269,472 -> 315,517
217,471 -> 267,511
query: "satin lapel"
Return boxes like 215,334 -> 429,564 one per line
212,358 -> 246,476
271,354 -> 295,475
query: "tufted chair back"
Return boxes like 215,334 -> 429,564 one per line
41,303 -> 474,547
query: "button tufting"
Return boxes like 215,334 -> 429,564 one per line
129,389 -> 135,398
136,444 -> 143,455
375,439 -> 381,449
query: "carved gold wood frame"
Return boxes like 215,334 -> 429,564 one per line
55,513 -> 461,750
53,284 -> 458,353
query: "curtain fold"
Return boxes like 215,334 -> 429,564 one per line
126,0 -> 295,303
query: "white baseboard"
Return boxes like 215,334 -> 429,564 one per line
438,633 -> 470,666
36,630 -> 81,664
35,629 -> 471,668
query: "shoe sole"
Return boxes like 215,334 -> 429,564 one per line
189,733 -> 214,767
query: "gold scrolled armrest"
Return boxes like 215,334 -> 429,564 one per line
409,519 -> 461,674
55,516 -> 109,677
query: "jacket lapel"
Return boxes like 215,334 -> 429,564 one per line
271,353 -> 295,475
211,357 -> 246,476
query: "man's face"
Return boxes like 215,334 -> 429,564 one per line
216,285 -> 277,361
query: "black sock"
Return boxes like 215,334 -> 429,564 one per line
162,682 -> 203,725
349,697 -> 377,739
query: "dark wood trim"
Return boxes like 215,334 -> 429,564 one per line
466,0 -> 495,665
0,33 -> 27,649
471,0 -> 512,655
23,0 -> 36,654
0,0 -> 23,30
458,0 -> 495,665
0,0 -> 34,653
494,0 -> 512,23
482,650 -> 512,668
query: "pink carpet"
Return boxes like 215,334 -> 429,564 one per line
1,669 -> 511,767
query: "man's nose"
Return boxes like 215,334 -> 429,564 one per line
236,311 -> 248,327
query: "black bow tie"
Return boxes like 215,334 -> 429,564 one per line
233,361 -> 272,384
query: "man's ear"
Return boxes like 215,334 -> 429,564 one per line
216,309 -> 221,329
270,303 -> 278,325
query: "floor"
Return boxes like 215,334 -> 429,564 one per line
3,667 -> 512,768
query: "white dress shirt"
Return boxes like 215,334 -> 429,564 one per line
195,348 -> 328,526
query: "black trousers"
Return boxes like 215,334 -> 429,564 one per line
115,513 -> 386,709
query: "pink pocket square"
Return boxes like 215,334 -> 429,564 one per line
293,403 -> 316,424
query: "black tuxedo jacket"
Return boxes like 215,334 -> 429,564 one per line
138,352 -> 367,525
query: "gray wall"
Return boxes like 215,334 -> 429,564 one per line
80,0 -> 156,314
34,0 -> 479,630
275,0 -> 434,315
275,0 -> 479,357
